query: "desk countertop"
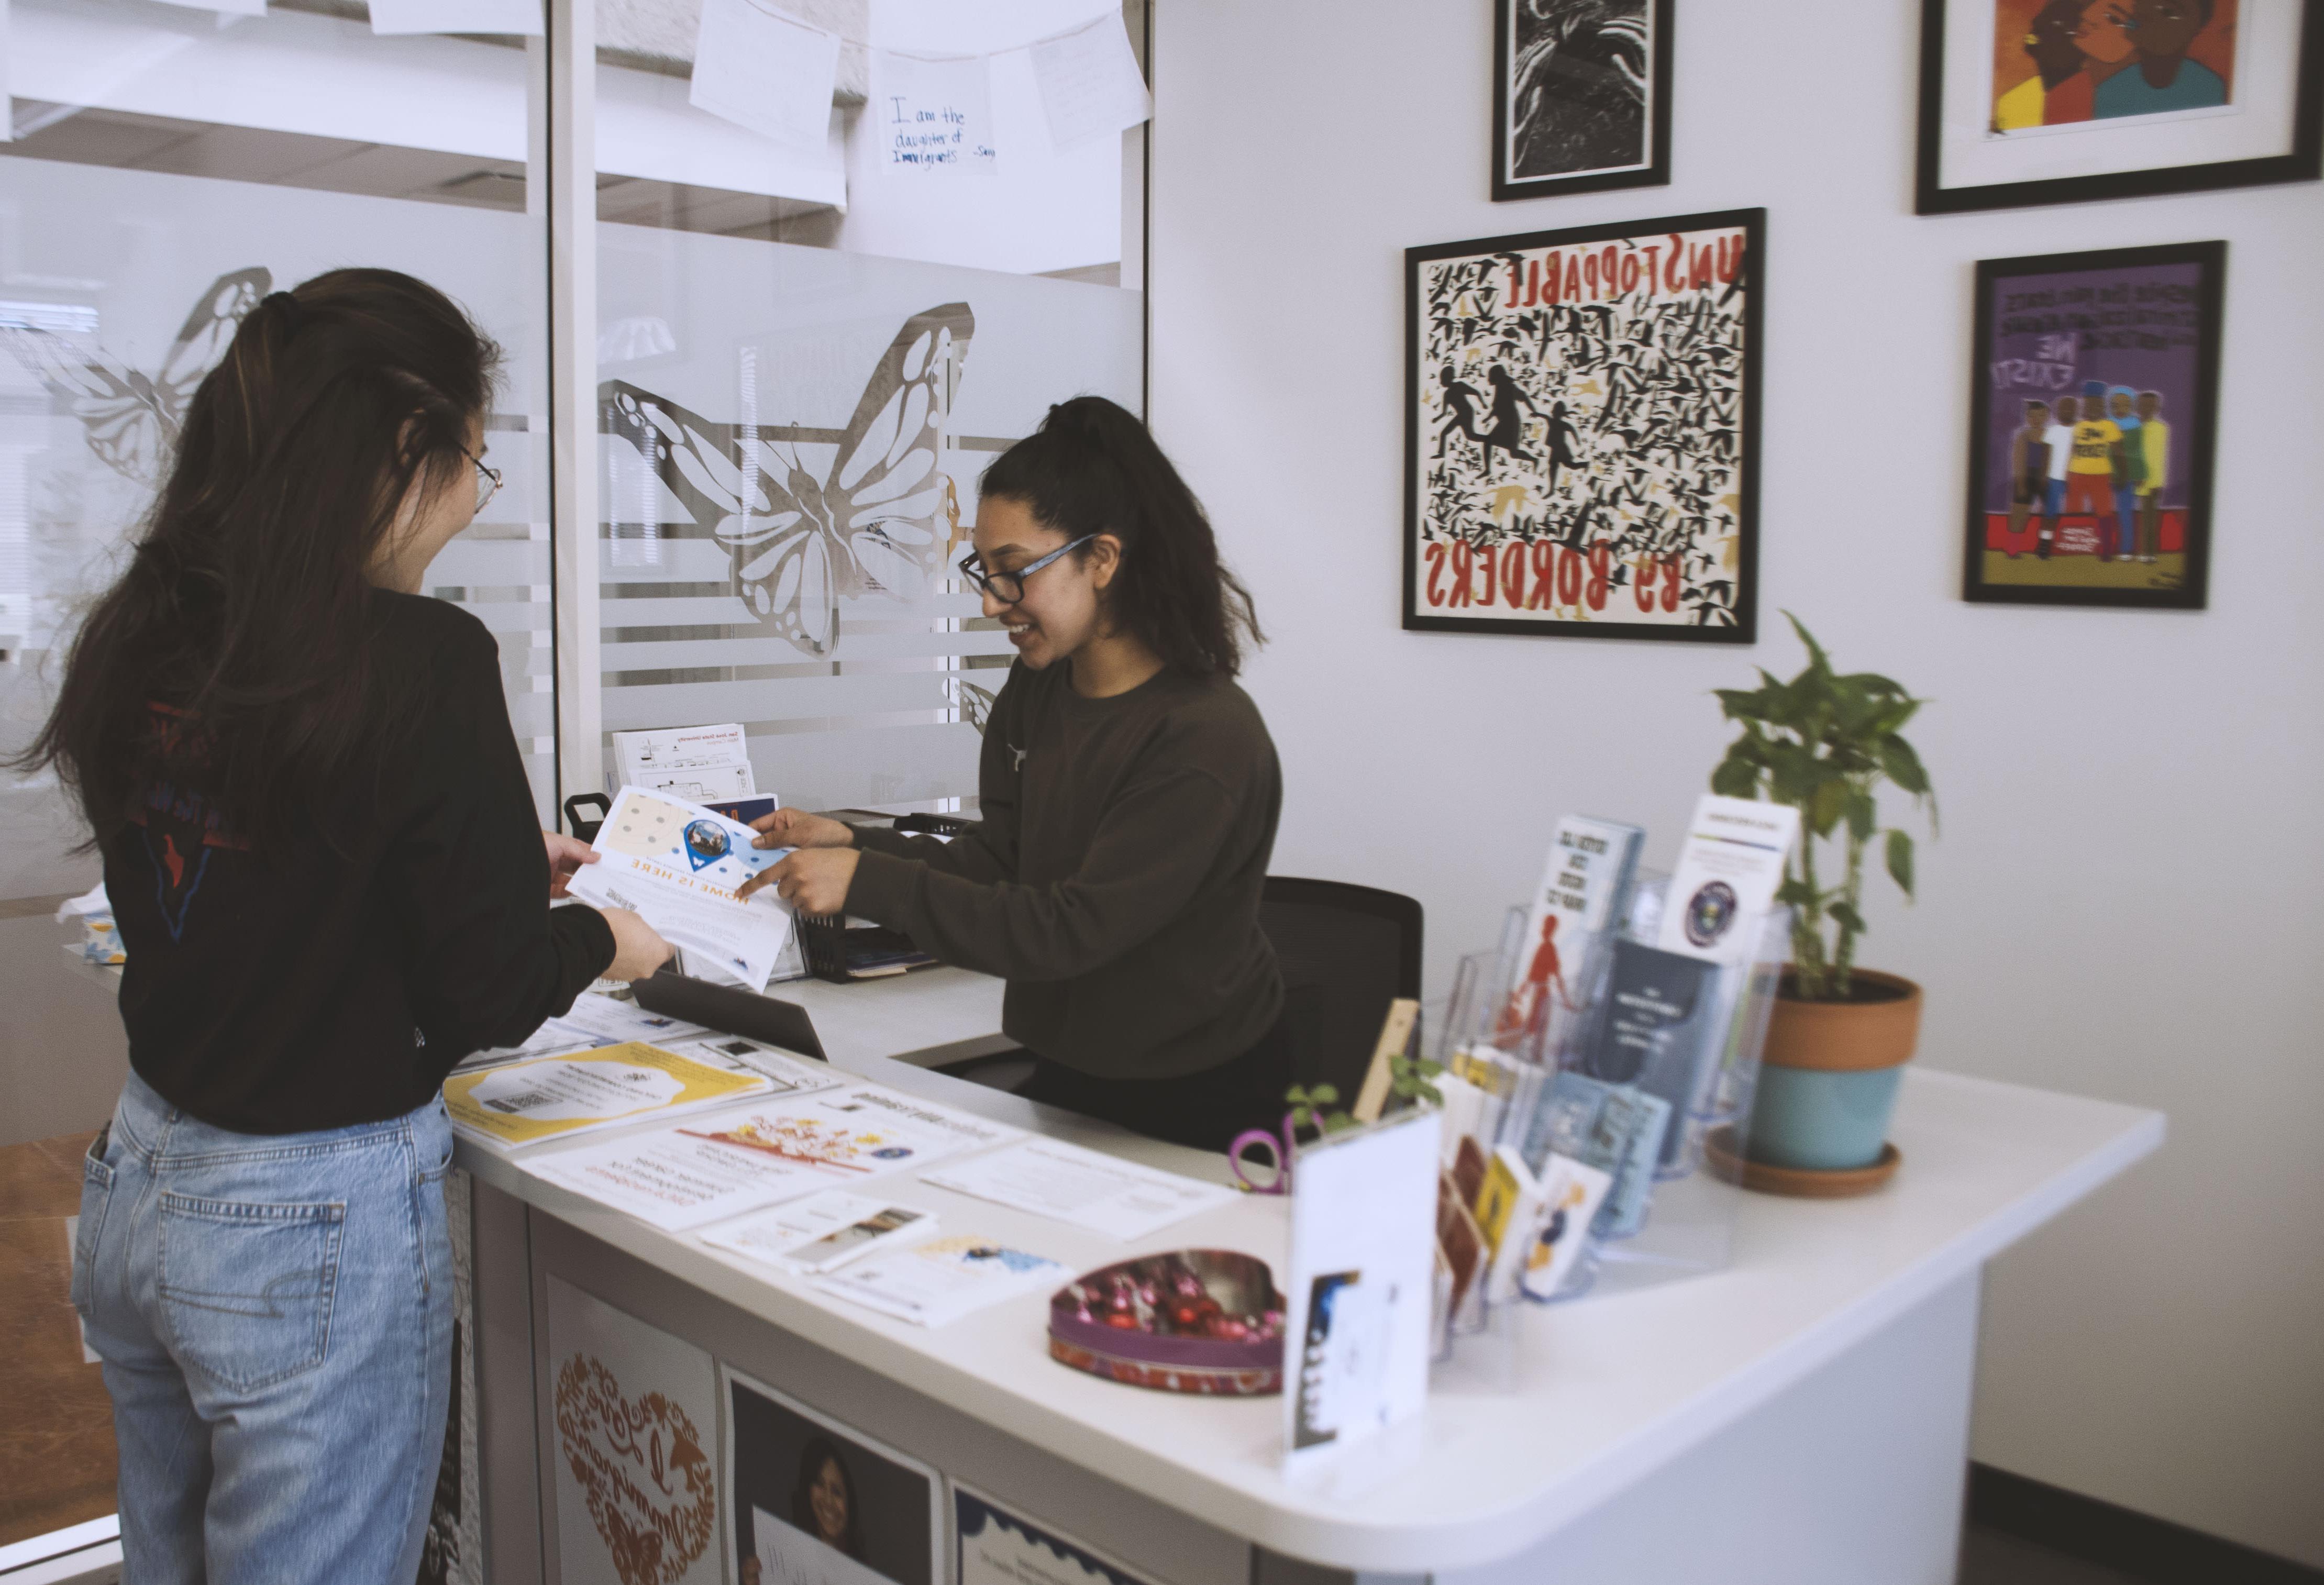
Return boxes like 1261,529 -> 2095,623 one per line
457,973 -> 2164,1573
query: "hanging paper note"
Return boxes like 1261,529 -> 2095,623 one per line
871,49 -> 998,173
369,0 -> 544,35
148,0 -> 268,14
689,0 -> 842,153
1029,10 -> 1152,151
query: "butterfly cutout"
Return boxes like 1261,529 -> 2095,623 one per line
601,302 -> 974,658
0,268 -> 271,485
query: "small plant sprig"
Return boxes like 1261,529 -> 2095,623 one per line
1710,613 -> 1936,1002
1283,1055 -> 1447,1140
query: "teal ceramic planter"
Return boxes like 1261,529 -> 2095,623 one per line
1746,1064 -> 1906,1172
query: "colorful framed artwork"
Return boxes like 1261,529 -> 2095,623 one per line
1962,240 -> 2223,609
1492,0 -> 1675,202
1402,209 -> 1764,643
1916,0 -> 2323,213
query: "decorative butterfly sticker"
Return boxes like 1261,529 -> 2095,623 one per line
600,302 -> 973,658
0,267 -> 271,485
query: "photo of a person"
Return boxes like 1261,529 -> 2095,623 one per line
2134,390 -> 2169,561
725,1369 -> 938,1585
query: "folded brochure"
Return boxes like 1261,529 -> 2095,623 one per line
564,784 -> 795,991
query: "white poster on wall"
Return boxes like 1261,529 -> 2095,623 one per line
1027,10 -> 1150,151
690,0 -> 843,152
869,47 -> 998,174
368,0 -> 544,35
546,1277 -> 724,1585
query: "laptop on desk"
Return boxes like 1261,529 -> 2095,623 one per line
632,970 -> 827,1063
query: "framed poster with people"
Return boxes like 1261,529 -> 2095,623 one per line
1402,209 -> 1764,643
1492,0 -> 1676,202
722,1367 -> 943,1585
1916,0 -> 2322,212
1961,240 -> 2223,609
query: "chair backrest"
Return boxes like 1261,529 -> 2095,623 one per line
1259,877 -> 1423,1101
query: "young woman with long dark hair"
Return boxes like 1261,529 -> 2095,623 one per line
24,269 -> 671,1582
744,396 -> 1284,1152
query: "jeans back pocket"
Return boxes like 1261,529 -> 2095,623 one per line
159,1192 -> 345,1393
70,1127 -> 117,1315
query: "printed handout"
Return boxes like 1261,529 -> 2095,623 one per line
680,1086 -> 1020,1179
702,1191 -> 934,1274
920,1137 -> 1234,1241
610,723 -> 756,805
565,785 -> 797,991
442,1041 -> 771,1149
815,1236 -> 1066,1328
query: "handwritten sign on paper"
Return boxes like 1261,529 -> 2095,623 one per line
690,0 -> 842,152
871,50 -> 998,173
1029,12 -> 1152,150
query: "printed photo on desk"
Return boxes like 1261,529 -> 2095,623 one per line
547,1278 -> 724,1585
1961,240 -> 2223,608
953,1484 -> 1165,1585
723,1367 -> 942,1585
1403,209 -> 1764,643
1914,0 -> 2322,211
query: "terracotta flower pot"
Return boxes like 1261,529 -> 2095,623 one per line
1745,969 -> 1922,1179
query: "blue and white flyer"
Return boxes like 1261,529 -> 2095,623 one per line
954,1486 -> 1161,1585
565,784 -> 798,990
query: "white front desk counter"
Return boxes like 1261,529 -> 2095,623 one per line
456,968 -> 2161,1585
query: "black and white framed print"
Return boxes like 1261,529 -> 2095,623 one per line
1403,209 -> 1763,643
1915,0 -> 2323,213
1962,240 -> 2223,609
1492,0 -> 1675,202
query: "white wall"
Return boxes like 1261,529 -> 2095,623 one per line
1147,0 -> 2324,1567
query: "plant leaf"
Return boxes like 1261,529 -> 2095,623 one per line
1830,900 -> 1866,933
1879,734 -> 1931,797
1783,610 -> 1832,676
1711,754 -> 1762,799
1886,828 -> 1915,899
1845,789 -> 1877,843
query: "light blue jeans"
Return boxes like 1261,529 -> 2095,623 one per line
73,1071 -> 454,1584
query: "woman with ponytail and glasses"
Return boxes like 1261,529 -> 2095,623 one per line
24,271 -> 671,1582
745,397 -> 1286,1152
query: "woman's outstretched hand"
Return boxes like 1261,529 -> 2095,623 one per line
750,808 -> 855,851
737,848 -> 860,915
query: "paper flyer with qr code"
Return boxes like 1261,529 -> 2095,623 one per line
442,1040 -> 771,1149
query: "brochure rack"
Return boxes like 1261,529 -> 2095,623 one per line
1429,876 -> 1793,1381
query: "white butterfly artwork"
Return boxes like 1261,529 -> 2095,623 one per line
0,268 -> 271,485
601,301 -> 974,659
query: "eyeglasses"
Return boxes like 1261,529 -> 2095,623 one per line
958,535 -> 1095,606
460,444 -> 504,514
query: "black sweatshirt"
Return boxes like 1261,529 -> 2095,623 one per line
846,659 -> 1283,1080
100,592 -> 615,1134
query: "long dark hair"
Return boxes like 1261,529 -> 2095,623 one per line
979,396 -> 1261,678
789,1436 -> 864,1559
15,268 -> 499,846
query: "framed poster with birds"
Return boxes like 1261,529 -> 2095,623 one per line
1492,0 -> 1675,202
1402,208 -> 1764,644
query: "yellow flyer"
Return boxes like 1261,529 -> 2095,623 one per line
444,1040 -> 770,1148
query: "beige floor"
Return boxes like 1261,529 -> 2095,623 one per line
0,904 -> 132,1150
0,1129 -> 117,1550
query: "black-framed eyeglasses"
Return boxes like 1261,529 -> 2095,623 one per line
959,535 -> 1095,605
460,444 -> 504,514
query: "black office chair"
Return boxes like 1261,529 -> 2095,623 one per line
1259,876 -> 1424,1101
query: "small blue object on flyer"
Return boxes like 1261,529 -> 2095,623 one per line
954,1484 -> 1161,1585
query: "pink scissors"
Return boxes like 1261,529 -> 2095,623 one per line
1229,1112 -> 1295,1194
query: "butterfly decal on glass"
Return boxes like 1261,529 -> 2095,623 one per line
600,302 -> 973,658
0,268 -> 271,485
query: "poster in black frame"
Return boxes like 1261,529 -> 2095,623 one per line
1915,0 -> 2323,214
1961,240 -> 2222,610
1492,0 -> 1676,202
1402,208 -> 1763,644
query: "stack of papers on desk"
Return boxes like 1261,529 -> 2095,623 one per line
452,991 -> 712,1073
814,1236 -> 1067,1327
530,1081 -> 1020,1231
921,1136 -> 1236,1240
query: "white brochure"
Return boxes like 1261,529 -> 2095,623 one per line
701,1190 -> 934,1274
609,723 -> 756,804
921,1136 -> 1235,1241
565,785 -> 794,992
1655,794 -> 1802,966
815,1236 -> 1066,1327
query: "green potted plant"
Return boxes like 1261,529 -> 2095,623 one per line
1707,614 -> 1935,1195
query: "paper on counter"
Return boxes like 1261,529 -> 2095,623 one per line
1029,10 -> 1152,150
702,1190 -> 934,1273
444,1041 -> 771,1149
689,0 -> 843,152
920,1136 -> 1234,1241
677,1084 -> 1019,1179
564,785 -> 795,991
555,992 -> 712,1048
815,1235 -> 1065,1327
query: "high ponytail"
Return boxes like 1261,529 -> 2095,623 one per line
15,268 -> 500,848
979,396 -> 1261,679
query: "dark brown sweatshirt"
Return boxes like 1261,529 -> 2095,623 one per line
844,659 -> 1283,1080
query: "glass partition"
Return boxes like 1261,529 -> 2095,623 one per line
0,1 -> 555,898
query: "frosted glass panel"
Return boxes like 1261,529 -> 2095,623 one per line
0,13 -> 552,896
596,228 -> 1142,812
